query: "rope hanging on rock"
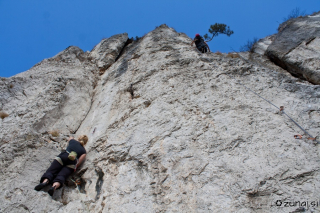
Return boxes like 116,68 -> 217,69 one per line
215,68 -> 319,144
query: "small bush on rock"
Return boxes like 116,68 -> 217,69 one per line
227,52 -> 240,58
49,130 -> 59,137
240,37 -> 258,52
0,111 -> 9,119
278,8 -> 307,32
283,7 -> 306,22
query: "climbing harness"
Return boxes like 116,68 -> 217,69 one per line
55,152 -> 78,170
214,67 -> 319,144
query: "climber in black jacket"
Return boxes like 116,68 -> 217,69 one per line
191,34 -> 210,53
34,135 -> 88,196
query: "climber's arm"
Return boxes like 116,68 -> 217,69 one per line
77,154 -> 86,168
205,41 -> 210,52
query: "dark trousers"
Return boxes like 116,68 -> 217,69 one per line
196,44 -> 207,53
199,46 -> 207,53
40,152 -> 75,189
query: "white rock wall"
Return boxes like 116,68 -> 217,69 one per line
0,25 -> 319,213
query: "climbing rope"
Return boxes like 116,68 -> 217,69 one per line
213,67 -> 319,144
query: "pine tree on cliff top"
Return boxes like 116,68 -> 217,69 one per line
203,23 -> 234,42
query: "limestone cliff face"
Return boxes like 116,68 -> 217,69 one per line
265,11 -> 320,85
1,25 -> 320,213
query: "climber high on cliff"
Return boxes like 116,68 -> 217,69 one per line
34,135 -> 88,196
191,34 -> 210,53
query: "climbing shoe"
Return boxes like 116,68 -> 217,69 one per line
48,186 -> 55,196
34,182 -> 48,191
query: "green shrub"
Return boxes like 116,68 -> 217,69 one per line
203,23 -> 234,42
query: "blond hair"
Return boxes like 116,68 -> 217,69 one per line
77,135 -> 88,146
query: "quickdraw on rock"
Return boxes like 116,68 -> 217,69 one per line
71,178 -> 81,192
308,137 -> 317,141
294,134 -> 303,139
294,134 -> 318,141
71,178 -> 81,185
279,106 -> 284,114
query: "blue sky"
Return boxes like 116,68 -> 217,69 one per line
0,0 -> 319,77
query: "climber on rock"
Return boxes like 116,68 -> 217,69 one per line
34,135 -> 88,196
191,34 -> 210,53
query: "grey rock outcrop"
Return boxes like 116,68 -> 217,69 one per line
1,24 -> 320,213
265,12 -> 320,85
89,33 -> 128,74
252,35 -> 275,55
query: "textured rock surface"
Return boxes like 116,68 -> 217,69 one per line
252,35 -> 275,55
1,25 -> 320,212
266,12 -> 320,85
89,33 -> 128,74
